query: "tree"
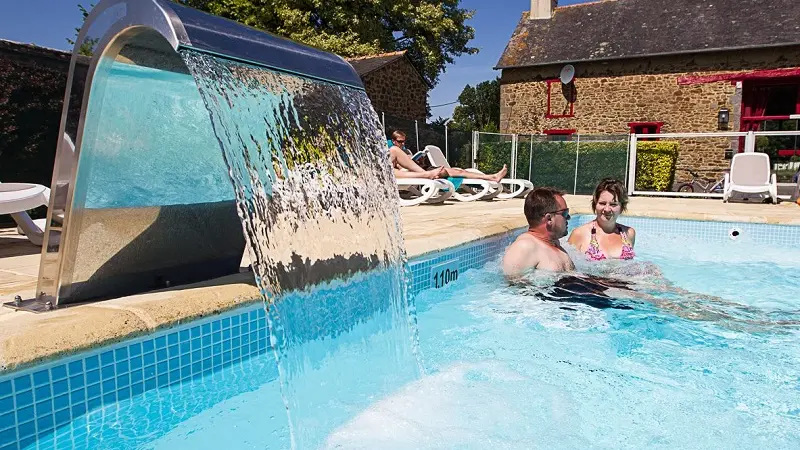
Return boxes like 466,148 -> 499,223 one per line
67,1 -> 477,86
452,77 -> 500,132
66,4 -> 98,56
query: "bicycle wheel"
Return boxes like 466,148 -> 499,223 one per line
677,183 -> 694,193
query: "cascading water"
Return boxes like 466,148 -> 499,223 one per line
180,50 -> 422,448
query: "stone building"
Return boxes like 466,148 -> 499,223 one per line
346,50 -> 429,121
496,0 -> 800,181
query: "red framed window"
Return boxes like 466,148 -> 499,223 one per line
544,129 -> 576,141
546,79 -> 576,118
628,122 -> 663,141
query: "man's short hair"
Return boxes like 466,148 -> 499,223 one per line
524,187 -> 565,227
391,130 -> 406,141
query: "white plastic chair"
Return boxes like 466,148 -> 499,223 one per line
723,153 -> 778,204
424,145 -> 533,200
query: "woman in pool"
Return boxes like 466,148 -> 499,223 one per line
568,178 -> 636,260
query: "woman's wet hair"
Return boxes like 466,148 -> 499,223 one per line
591,178 -> 628,212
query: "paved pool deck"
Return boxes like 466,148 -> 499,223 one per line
0,195 -> 798,372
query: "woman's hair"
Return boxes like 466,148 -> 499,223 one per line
591,178 -> 628,212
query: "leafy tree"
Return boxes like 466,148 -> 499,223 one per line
452,77 -> 500,132
66,4 -> 98,56
68,1 -> 477,86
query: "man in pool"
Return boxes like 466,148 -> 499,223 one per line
502,187 -> 638,310
502,187 -> 574,278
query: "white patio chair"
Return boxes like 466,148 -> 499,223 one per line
723,152 -> 778,204
424,145 -> 533,200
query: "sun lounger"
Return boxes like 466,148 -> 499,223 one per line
0,183 -> 57,246
424,145 -> 532,200
396,178 -> 455,207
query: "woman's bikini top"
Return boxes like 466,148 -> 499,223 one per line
585,222 -> 635,261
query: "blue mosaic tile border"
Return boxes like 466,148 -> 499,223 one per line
0,306 -> 267,450
570,215 -> 800,248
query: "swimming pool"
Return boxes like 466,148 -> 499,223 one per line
1,216 -> 798,449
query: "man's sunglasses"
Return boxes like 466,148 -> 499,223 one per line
548,208 -> 570,219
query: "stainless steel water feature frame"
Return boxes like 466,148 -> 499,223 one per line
20,0 -> 365,310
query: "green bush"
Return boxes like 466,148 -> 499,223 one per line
634,141 -> 679,191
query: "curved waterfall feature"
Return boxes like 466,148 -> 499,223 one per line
38,0 -> 422,448
181,50 -> 421,448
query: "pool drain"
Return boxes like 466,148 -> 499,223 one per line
728,228 -> 741,240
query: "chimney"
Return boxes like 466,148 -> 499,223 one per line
530,0 -> 558,19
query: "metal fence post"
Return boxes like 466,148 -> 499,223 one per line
511,134 -> 518,179
472,131 -> 479,169
745,130 -> 755,152
528,135 -> 534,182
414,120 -> 420,153
572,134 -> 581,195
627,134 -> 638,195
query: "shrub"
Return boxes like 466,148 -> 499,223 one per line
634,141 -> 679,191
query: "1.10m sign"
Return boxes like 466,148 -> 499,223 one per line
430,259 -> 460,289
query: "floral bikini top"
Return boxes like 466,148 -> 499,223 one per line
585,222 -> 635,261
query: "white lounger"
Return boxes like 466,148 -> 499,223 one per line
396,178 -> 455,207
0,183 -> 55,246
723,153 -> 778,204
424,145 -> 533,200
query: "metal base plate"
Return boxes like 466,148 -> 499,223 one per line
3,298 -> 58,313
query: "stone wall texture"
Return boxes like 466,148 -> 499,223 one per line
499,46 -> 800,183
362,59 -> 428,121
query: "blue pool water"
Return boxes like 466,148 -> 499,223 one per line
8,218 -> 800,449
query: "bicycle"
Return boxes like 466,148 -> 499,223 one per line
675,170 -> 726,193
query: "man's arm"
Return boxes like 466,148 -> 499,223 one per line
502,239 -> 539,280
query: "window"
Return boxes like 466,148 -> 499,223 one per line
546,79 -> 576,118
628,122 -> 663,141
544,129 -> 576,141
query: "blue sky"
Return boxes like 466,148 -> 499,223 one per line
0,0 -> 592,120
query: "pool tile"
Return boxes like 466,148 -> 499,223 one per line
54,408 -> 70,427
85,384 -> 100,400
114,347 -> 128,361
86,397 -> 101,412
69,374 -> 85,389
71,402 -> 86,418
143,352 -> 155,366
17,420 -> 35,439
0,382 -> 10,400
52,379 -> 68,397
129,343 -> 142,357
154,336 -> 166,349
131,383 -> 144,396
35,399 -> 52,417
85,369 -> 100,386
0,412 -> 14,431
84,356 -> 99,371
115,360 -> 129,375
100,351 -> 114,367
101,393 -> 115,405
68,361 -> 83,377
100,365 -> 114,381
37,414 -> 54,432
50,365 -> 68,382
0,398 -> 11,416
34,385 -> 51,401
142,339 -> 155,353
101,379 -> 115,394
0,426 -> 16,448
53,394 -> 69,412
179,329 -> 190,342
18,435 -> 35,449
70,389 -> 85,404
167,333 -> 178,346
32,370 -> 49,387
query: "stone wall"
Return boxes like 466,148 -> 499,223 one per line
499,46 -> 800,182
362,59 -> 428,121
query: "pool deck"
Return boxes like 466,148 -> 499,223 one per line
0,195 -> 798,372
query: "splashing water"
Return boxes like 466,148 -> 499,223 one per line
181,51 -> 420,448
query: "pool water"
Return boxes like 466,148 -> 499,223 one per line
327,229 -> 800,449
24,224 -> 800,449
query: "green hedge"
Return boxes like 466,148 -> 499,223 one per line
634,141 -> 679,191
476,139 -> 679,194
